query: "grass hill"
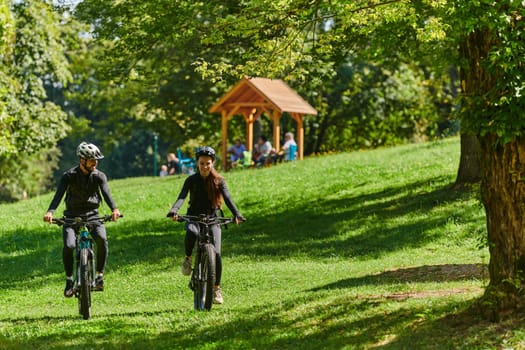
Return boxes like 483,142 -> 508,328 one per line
1,137 -> 523,349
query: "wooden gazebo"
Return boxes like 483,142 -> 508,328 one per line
208,77 -> 318,170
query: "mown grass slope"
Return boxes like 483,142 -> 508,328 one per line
2,137 -> 524,349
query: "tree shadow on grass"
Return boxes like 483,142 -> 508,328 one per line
0,218 -> 183,288
2,284 -> 513,350
0,225 -> 63,289
0,177 -> 477,288
228,176 -> 479,259
108,218 -> 182,267
310,263 -> 488,291
0,254 -> 499,350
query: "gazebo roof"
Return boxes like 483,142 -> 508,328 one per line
209,76 -> 317,170
209,77 -> 317,116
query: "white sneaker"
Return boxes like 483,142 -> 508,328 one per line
213,286 -> 223,304
181,257 -> 192,276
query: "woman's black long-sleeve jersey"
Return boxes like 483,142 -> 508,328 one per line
170,173 -> 240,217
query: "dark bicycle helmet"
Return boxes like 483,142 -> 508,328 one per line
195,146 -> 216,160
76,142 -> 104,160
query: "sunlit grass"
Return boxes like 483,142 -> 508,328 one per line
2,137 -> 522,349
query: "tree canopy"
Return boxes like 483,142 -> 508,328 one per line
63,0 -> 456,174
0,1 -> 73,200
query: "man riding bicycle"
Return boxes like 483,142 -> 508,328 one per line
43,142 -> 121,297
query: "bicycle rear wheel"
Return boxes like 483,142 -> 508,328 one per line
194,244 -> 216,311
79,248 -> 92,320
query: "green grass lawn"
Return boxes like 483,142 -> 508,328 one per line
1,137 -> 524,349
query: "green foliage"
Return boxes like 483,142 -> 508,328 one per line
0,1 -> 75,200
0,147 -> 61,201
450,1 -> 525,140
0,1 -> 15,155
58,0 -> 459,172
70,0 -> 236,148
0,1 -> 13,51
190,1 -> 457,80
311,61 -> 449,152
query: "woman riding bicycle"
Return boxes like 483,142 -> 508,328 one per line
167,146 -> 244,304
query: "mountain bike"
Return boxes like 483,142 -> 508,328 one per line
173,214 -> 238,311
51,214 -> 121,320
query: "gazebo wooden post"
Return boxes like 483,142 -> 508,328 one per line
271,109 -> 282,151
290,113 -> 305,160
244,108 -> 256,152
295,114 -> 305,160
221,110 -> 229,170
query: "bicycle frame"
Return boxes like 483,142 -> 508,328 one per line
75,221 -> 95,319
52,214 -> 120,320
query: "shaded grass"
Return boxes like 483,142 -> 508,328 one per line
2,137 -> 518,349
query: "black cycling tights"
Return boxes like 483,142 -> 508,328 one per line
185,224 -> 222,285
62,223 -> 108,276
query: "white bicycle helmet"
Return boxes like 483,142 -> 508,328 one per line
76,142 -> 104,160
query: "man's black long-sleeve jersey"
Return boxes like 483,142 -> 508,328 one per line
47,166 -> 118,217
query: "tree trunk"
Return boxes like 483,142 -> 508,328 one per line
478,134 -> 525,319
454,133 -> 481,188
459,27 -> 525,318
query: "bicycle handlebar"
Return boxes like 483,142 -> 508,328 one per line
51,214 -> 123,226
171,214 -> 241,226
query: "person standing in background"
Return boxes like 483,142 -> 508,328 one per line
167,153 -> 181,175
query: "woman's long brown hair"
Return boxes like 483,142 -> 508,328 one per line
205,168 -> 223,209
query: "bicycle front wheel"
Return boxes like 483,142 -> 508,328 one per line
79,248 -> 92,320
194,244 -> 216,311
